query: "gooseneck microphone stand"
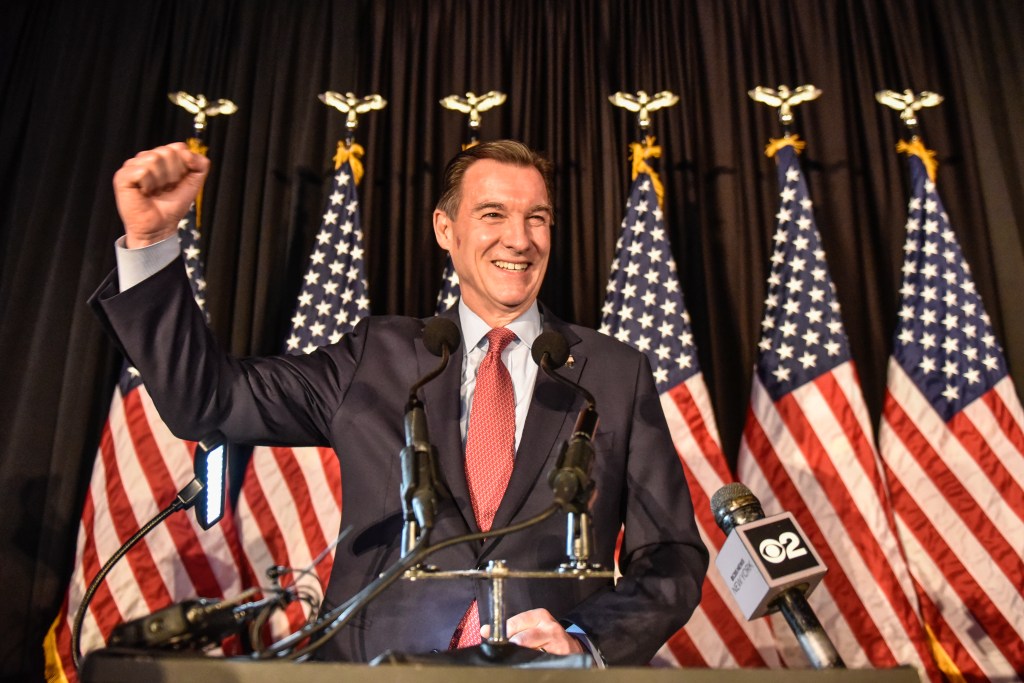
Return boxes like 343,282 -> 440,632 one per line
71,479 -> 205,668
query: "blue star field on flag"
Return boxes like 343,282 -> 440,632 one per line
754,143 -> 851,401
436,255 -> 461,314
598,172 -> 699,391
892,152 -> 1008,421
285,157 -> 370,354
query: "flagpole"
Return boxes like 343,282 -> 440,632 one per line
744,83 -> 848,671
236,92 -> 382,647
435,90 -> 509,313
604,90 -> 743,668
52,94 -> 245,678
873,87 -> 1022,681
167,92 -> 237,229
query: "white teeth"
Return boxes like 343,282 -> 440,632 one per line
494,261 -> 527,271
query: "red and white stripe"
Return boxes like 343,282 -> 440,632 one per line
880,359 -> 1024,681
236,445 -> 342,640
738,362 -> 941,679
652,374 -> 781,668
54,384 -> 246,681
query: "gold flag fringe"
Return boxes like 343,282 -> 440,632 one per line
764,134 -> 807,158
896,138 -> 939,182
925,624 -> 965,683
186,137 -> 208,227
629,135 -> 665,207
334,141 -> 365,185
42,613 -> 69,683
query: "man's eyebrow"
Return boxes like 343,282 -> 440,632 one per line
470,201 -> 553,216
471,201 -> 508,212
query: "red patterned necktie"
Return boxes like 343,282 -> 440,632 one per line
450,326 -> 517,649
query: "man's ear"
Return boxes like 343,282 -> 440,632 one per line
433,210 -> 452,250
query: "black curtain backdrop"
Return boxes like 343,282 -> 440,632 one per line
2,1 -> 1022,679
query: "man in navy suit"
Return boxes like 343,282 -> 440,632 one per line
92,140 -> 707,665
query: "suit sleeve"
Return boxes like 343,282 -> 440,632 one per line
565,351 -> 709,665
89,257 -> 365,447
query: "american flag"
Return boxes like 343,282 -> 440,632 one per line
736,138 -> 940,677
598,140 -> 778,667
436,254 -> 461,314
878,143 -> 1024,681
436,139 -> 474,314
235,141 -> 369,639
50,147 -> 246,681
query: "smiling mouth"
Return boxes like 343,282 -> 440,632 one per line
493,260 -> 528,272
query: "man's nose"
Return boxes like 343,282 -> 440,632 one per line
501,216 -> 531,251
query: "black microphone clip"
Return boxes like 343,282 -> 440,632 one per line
107,590 -> 286,651
547,407 -> 598,512
532,330 -> 599,512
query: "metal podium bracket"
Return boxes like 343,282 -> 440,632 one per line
403,559 -> 614,645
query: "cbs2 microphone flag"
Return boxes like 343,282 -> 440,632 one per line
878,141 -> 1024,682
599,137 -> 778,668
234,141 -> 370,640
736,136 -> 940,677
47,140 -> 246,682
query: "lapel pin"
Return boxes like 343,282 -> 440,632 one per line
567,354 -> 575,368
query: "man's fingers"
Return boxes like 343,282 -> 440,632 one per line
115,144 -> 208,196
112,143 -> 211,247
504,611 -> 535,637
479,610 -> 583,655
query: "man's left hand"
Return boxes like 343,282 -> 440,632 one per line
479,608 -> 584,655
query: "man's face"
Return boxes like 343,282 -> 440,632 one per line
433,159 -> 552,327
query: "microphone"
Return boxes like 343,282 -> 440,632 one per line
711,482 -> 844,669
531,331 -> 598,510
422,316 -> 461,358
400,317 -> 459,554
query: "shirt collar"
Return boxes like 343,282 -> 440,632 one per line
458,299 -> 543,352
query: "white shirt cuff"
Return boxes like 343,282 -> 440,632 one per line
115,234 -> 180,291
565,623 -> 607,668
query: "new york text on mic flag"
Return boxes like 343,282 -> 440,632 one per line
234,141 -> 369,640
598,137 -> 778,668
46,139 -> 246,682
878,139 -> 1024,681
736,136 -> 940,677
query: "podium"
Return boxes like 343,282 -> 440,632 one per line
81,649 -> 921,683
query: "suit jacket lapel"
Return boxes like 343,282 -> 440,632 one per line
417,308 -> 476,532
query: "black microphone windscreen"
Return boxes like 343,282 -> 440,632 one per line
710,482 -> 753,514
422,317 -> 461,357
711,482 -> 765,534
531,330 -> 570,368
